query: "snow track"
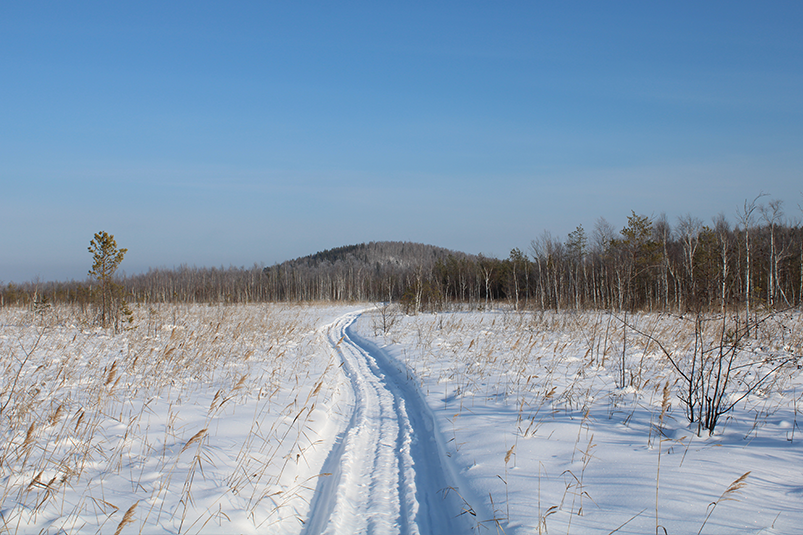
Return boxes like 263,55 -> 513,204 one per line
302,312 -> 477,535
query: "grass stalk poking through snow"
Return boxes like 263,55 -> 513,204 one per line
697,471 -> 750,535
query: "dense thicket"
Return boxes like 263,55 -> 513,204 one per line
4,202 -> 802,314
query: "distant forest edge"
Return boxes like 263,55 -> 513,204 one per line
3,200 -> 803,313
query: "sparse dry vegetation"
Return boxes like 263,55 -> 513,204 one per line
0,303 -> 347,534
360,305 -> 803,533
1,301 -> 801,533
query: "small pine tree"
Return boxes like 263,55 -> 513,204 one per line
88,231 -> 131,330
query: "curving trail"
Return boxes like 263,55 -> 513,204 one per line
301,312 -> 477,535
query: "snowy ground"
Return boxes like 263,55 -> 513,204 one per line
353,307 -> 803,535
1,303 -> 801,534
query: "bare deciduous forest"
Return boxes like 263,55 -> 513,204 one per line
5,202 -> 802,316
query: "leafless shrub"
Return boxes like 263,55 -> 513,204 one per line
627,310 -> 800,435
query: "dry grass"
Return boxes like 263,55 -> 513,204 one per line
364,305 -> 803,533
3,303 -> 797,533
0,302 -> 345,534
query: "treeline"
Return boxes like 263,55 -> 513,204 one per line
3,200 -> 802,314
474,207 -> 803,314
0,242 -> 469,307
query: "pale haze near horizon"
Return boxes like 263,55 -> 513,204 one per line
1,2 -> 801,284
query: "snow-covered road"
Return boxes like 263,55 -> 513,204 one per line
302,312 -> 477,535
3,306 -> 800,534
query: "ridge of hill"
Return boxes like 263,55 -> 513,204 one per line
272,241 -> 474,271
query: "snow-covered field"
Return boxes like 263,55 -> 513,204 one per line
1,303 -> 801,534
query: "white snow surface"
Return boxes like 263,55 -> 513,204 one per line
1,304 -> 801,534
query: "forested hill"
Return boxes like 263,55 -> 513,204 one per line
274,241 -> 470,271
261,241 -> 475,302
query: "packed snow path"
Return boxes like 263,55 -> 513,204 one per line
302,312 -> 477,535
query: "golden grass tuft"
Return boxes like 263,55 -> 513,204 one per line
105,360 -> 117,387
721,471 -> 751,501
697,471 -> 751,535
504,445 -> 515,464
22,422 -> 35,449
181,428 -> 208,455
113,500 -> 139,535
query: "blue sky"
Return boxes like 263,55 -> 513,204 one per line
2,2 -> 801,283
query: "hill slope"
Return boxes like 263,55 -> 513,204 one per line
274,241 -> 472,271
262,241 -> 476,303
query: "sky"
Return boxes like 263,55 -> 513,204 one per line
1,2 -> 802,283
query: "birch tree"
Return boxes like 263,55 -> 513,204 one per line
737,194 -> 764,331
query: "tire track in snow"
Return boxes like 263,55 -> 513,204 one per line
302,312 -> 477,535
